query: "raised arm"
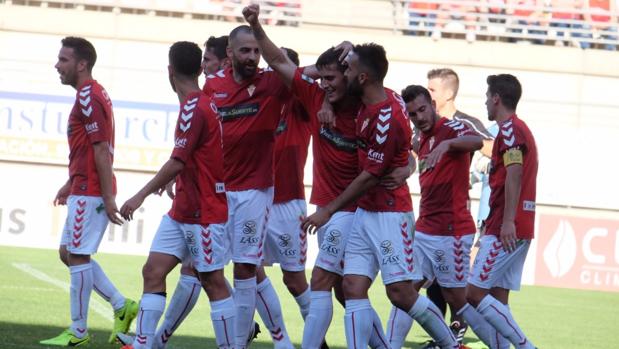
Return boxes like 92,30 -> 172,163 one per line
243,4 -> 297,87
425,135 -> 483,168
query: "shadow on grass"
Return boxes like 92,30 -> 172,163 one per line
0,321 -> 352,349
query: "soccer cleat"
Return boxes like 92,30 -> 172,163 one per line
450,320 -> 469,344
116,332 -> 134,346
109,298 -> 139,343
120,345 -> 134,349
39,329 -> 91,347
246,321 -> 261,347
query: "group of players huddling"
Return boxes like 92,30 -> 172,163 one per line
40,4 -> 539,349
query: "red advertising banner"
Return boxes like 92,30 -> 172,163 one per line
536,214 -> 619,292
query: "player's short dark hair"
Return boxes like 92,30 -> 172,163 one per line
487,74 -> 522,110
169,41 -> 202,77
427,68 -> 459,98
353,43 -> 388,82
282,47 -> 300,66
315,47 -> 346,73
401,85 -> 432,104
61,36 -> 97,71
205,35 -> 228,60
229,25 -> 253,42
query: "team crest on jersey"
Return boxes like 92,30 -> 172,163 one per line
247,84 -> 256,97
360,118 -> 370,132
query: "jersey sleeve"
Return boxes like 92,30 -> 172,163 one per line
202,75 -> 216,96
291,68 -> 324,115
363,114 -> 405,177
170,107 -> 206,164
456,113 -> 495,140
83,98 -> 112,144
444,119 -> 475,139
497,121 -> 527,167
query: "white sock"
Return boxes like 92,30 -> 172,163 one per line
458,303 -> 498,348
256,278 -> 293,348
386,305 -> 413,349
368,307 -> 390,349
233,277 -> 257,348
302,291 -> 333,349
344,299 -> 373,348
294,286 -> 311,320
90,259 -> 125,311
477,295 -> 535,349
69,263 -> 93,338
211,296 -> 236,349
154,275 -> 201,348
407,295 -> 458,348
133,293 -> 166,349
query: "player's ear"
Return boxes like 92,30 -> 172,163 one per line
226,45 -> 233,59
77,59 -> 88,73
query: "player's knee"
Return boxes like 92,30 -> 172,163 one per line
465,288 -> 484,308
386,282 -> 415,309
233,262 -> 256,279
310,267 -> 338,291
282,271 -> 308,295
200,270 -> 229,298
342,276 -> 368,299
142,262 -> 166,285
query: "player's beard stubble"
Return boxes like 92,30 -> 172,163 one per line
346,77 -> 363,98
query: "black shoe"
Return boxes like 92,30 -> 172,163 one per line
320,340 -> 330,349
246,321 -> 261,347
421,340 -> 440,349
450,320 -> 468,343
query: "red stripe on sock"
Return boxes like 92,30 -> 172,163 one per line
222,315 -> 230,346
79,271 -> 84,319
352,312 -> 357,349
389,309 -> 397,342
169,283 -> 199,332
428,307 -> 458,343
489,304 -> 527,345
257,290 -> 276,326
373,323 -> 389,347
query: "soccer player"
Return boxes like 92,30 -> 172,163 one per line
461,74 -> 538,349
40,36 -> 137,347
243,6 -> 415,348
201,35 -> 231,79
253,46 -> 312,349
386,85 -> 483,349
388,68 -> 496,347
119,41 -> 234,349
302,43 -> 459,349
139,33 -> 234,349
202,24 -> 311,348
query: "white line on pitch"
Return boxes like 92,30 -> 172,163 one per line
11,262 -> 113,322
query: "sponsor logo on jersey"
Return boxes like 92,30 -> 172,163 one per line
214,93 -> 228,99
174,137 -> 188,148
523,200 -> 536,212
319,126 -> 357,153
85,121 -> 99,134
278,234 -> 297,256
433,249 -> 450,273
218,103 -> 260,122
367,149 -> 384,163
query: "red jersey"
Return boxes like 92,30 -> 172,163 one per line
273,97 -> 311,203
67,80 -> 116,196
356,89 -> 413,212
416,118 -> 476,236
202,68 -> 288,191
290,70 -> 359,212
169,92 -> 227,225
485,115 -> 538,239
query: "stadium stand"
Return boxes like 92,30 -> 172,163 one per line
1,0 -> 617,49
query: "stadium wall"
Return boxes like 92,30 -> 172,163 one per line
1,4 -> 618,292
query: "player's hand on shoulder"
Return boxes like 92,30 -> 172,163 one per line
103,197 -> 124,225
242,3 -> 260,25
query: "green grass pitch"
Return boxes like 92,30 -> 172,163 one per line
1,246 -> 617,348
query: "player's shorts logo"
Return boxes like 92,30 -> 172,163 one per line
321,230 -> 342,256
278,234 -> 291,248
242,221 -> 257,235
185,231 -> 196,246
434,249 -> 449,273
381,240 -> 400,265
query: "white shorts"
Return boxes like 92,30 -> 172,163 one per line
344,209 -> 416,285
315,211 -> 355,276
150,214 -> 229,272
226,187 -> 274,265
413,231 -> 474,288
468,234 -> 530,291
60,195 -> 108,255
262,199 -> 307,272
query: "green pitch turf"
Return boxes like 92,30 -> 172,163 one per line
1,246 -> 617,348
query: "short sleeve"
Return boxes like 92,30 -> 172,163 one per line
171,104 -> 206,164
363,110 -> 404,177
83,99 -> 111,144
444,119 -> 475,139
